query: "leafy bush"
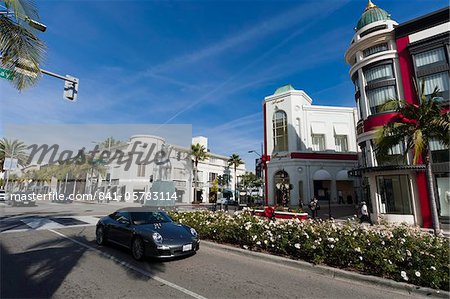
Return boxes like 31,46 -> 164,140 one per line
168,209 -> 449,290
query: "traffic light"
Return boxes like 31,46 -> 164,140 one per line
255,158 -> 262,178
64,75 -> 79,101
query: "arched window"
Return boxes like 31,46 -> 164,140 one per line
273,110 -> 288,152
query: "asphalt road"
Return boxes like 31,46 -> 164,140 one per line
0,201 -> 424,299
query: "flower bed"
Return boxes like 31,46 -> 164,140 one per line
168,209 -> 449,291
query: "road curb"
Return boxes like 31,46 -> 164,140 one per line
201,240 -> 448,298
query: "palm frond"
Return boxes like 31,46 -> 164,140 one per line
379,99 -> 401,113
3,0 -> 40,31
0,15 -> 45,90
412,129 -> 424,164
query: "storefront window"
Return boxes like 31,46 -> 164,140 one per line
435,174 -> 450,218
377,175 -> 412,214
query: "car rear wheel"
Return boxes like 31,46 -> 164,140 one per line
131,237 -> 145,260
96,226 -> 107,245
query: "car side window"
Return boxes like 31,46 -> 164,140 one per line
113,212 -> 131,224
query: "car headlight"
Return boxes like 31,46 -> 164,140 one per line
190,228 -> 198,237
152,232 -> 163,244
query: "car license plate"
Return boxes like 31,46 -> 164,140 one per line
23,201 -> 29,204
182,244 -> 192,252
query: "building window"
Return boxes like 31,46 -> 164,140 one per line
335,135 -> 348,152
352,74 -> 360,92
366,85 -> 397,115
435,174 -> 450,218
413,47 -> 450,102
209,172 -> 218,182
273,110 -> 288,152
377,175 -> 412,214
430,138 -> 449,163
296,118 -> 302,150
373,140 -> 405,166
364,63 -> 394,83
414,47 -> 446,67
312,134 -> 325,151
363,43 -> 388,58
360,142 -> 368,167
137,164 -> 145,177
421,72 -> 449,99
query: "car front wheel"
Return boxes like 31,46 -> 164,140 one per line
131,237 -> 145,260
96,226 -> 107,245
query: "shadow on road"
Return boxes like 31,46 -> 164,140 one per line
1,231 -> 169,298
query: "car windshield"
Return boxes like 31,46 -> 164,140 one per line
130,211 -> 173,225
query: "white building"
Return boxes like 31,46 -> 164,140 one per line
262,85 -> 359,206
101,135 -> 245,204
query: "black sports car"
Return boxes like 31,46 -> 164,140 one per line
96,207 -> 199,260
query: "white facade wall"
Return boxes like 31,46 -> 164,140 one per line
105,135 -> 245,204
263,87 -> 359,206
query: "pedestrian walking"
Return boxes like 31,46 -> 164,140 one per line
360,201 -> 373,225
308,197 -> 319,219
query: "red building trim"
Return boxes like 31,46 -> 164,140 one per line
396,34 -> 431,228
396,35 -> 417,104
290,152 -> 358,161
263,103 -> 269,205
363,113 -> 398,132
415,172 -> 432,228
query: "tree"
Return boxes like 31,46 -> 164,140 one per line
228,154 -> 244,203
97,137 -> 123,151
0,138 -> 29,171
238,172 -> 262,204
190,143 -> 208,203
0,0 -> 46,90
209,177 -> 219,203
375,85 -> 449,236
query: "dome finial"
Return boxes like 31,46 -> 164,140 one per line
365,0 -> 377,11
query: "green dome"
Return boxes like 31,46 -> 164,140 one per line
356,1 -> 391,31
274,84 -> 295,95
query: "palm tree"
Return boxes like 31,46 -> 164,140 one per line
0,138 -> 29,190
191,143 -> 208,203
0,0 -> 46,90
228,154 -> 244,204
375,85 -> 449,236
0,138 -> 29,171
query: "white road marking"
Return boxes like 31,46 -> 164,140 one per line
48,229 -> 207,299
0,216 -> 101,234
21,218 -> 64,230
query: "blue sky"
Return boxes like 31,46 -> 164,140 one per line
0,0 -> 447,169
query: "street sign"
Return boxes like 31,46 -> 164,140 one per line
3,158 -> 18,170
0,68 -> 13,80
